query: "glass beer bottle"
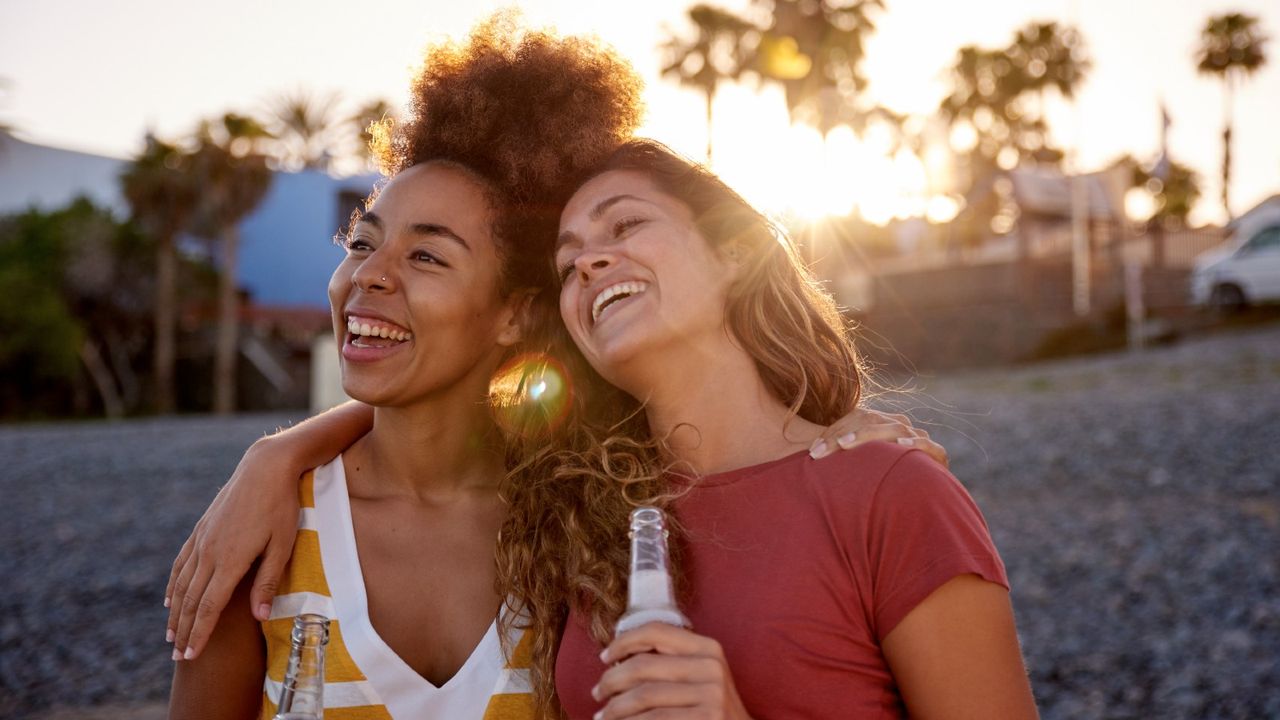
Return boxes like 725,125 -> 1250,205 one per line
274,613 -> 330,719
616,507 -> 689,635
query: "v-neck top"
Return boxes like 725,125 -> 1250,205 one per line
260,458 -> 534,719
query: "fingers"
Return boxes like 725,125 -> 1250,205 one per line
181,561 -> 245,661
594,624 -> 748,720
811,422 -> 914,459
172,558 -> 214,660
596,653 -> 725,701
902,433 -> 950,469
811,409 -> 950,469
595,680 -> 713,719
166,545 -> 199,645
165,533 -> 195,612
250,535 -> 293,621
602,622 -> 720,665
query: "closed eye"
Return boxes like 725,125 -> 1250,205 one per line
557,260 -> 575,284
614,216 -> 646,236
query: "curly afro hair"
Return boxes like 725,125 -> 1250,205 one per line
369,12 -> 644,292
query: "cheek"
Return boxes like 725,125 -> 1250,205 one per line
558,286 -> 577,329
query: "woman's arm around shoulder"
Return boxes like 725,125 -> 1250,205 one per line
169,573 -> 266,720
167,400 -> 373,661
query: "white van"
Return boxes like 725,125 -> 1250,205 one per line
1191,197 -> 1280,310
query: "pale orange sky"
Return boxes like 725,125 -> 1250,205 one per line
1,0 -> 1276,225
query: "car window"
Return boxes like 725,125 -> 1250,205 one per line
1243,226 -> 1280,253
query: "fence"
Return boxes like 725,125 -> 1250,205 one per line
836,224 -> 1229,370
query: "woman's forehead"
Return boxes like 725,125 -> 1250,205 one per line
369,163 -> 494,237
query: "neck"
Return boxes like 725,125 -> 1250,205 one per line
624,331 -> 823,475
350,375 -> 505,500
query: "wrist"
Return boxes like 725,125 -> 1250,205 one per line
239,433 -> 310,492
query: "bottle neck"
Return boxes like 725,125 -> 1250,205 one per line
276,615 -> 329,719
617,507 -> 688,634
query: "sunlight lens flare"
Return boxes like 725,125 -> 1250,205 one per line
489,352 -> 572,437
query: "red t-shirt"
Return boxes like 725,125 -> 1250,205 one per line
555,442 -> 1009,719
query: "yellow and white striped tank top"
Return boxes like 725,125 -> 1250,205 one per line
260,458 -> 534,719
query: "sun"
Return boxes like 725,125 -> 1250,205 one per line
707,88 -> 941,226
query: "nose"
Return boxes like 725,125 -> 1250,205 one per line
575,253 -> 614,285
351,252 -> 395,293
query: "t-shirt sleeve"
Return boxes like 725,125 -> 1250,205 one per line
864,449 -> 1009,642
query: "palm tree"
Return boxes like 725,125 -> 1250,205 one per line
190,113 -> 274,415
661,5 -> 759,163
1010,23 -> 1090,114
756,0 -> 884,134
940,22 -> 1089,170
1128,156 -> 1201,228
267,88 -> 343,172
120,134 -> 199,414
1195,12 -> 1268,220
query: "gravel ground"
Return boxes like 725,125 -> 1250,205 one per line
2,324 -> 1277,719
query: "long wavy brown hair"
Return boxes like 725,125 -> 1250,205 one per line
496,139 -> 867,716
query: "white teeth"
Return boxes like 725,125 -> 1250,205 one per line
345,317 -> 412,342
592,281 -> 649,324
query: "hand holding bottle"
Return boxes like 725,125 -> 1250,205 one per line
592,622 -> 753,720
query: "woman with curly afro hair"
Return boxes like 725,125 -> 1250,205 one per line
167,14 -> 641,719
165,12 -> 949,719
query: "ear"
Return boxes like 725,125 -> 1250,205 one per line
495,288 -> 539,348
719,240 -> 748,279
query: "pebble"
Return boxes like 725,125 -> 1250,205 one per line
2,325 -> 1278,718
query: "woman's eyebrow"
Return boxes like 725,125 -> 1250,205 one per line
359,212 -> 470,252
556,194 -> 656,249
589,194 -> 653,221
408,222 -> 471,252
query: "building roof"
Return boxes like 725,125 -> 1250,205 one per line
1008,165 -> 1123,221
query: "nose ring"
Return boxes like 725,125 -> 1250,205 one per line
380,276 -> 387,283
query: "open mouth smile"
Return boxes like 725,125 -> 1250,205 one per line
346,314 -> 413,349
591,281 -> 649,326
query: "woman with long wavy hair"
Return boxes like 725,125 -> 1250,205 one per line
502,139 -> 1038,718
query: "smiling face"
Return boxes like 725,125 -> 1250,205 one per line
555,169 -> 737,395
328,162 -> 522,408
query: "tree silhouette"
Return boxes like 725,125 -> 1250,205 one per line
190,113 -> 274,414
940,21 -> 1089,171
1195,12 -> 1268,220
755,0 -> 884,134
661,5 -> 758,163
1123,153 -> 1202,227
120,134 -> 199,413
266,88 -> 343,171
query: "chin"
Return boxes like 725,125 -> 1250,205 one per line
583,335 -> 655,391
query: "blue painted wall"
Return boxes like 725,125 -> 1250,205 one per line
0,135 -> 379,311
237,170 -> 378,309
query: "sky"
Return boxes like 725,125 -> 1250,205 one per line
1,0 -> 1277,226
